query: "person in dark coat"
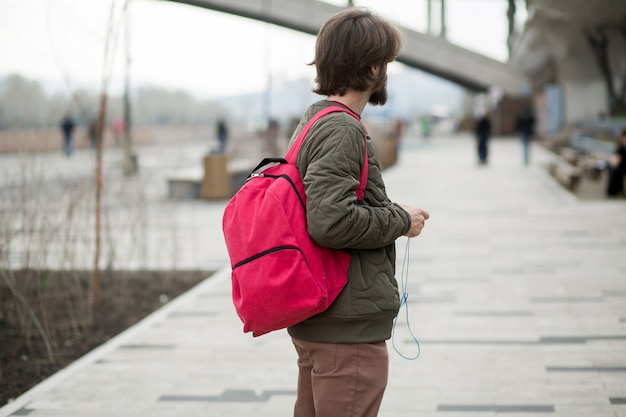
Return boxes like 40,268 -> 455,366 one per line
474,112 -> 491,165
60,114 -> 76,157
216,119 -> 228,153
606,128 -> 626,197
516,108 -> 536,165
88,118 -> 98,149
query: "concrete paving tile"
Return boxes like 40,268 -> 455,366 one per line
554,405 -> 617,416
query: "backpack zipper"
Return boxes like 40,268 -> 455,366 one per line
233,245 -> 303,269
248,173 -> 305,209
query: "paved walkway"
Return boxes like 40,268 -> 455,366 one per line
2,134 -> 626,417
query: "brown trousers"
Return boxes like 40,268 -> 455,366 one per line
292,338 -> 389,417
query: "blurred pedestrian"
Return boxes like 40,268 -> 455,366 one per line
265,117 -> 279,156
420,115 -> 431,139
474,112 -> 491,165
516,108 -> 535,165
111,118 -> 126,146
88,118 -> 98,149
606,128 -> 626,197
60,114 -> 75,157
216,118 -> 228,153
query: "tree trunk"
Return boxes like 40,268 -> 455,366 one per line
585,27 -> 623,115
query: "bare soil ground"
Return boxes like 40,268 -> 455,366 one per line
0,269 -> 211,407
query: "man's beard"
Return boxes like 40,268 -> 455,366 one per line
368,80 -> 388,106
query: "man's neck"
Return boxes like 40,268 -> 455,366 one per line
328,90 -> 369,116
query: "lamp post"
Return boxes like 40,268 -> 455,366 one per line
440,0 -> 446,38
123,0 -> 137,176
427,0 -> 432,34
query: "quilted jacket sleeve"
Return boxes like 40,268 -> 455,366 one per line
299,114 -> 411,250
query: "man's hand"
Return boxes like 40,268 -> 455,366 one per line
400,205 -> 429,238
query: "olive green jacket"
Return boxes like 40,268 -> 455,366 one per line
286,100 -> 411,343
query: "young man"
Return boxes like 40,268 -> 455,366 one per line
286,7 -> 429,417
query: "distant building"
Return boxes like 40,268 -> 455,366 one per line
510,0 -> 626,134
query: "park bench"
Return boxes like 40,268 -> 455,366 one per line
167,166 -> 203,199
569,128 -> 617,179
167,156 -> 255,200
556,146 -> 609,181
547,157 -> 582,192
577,150 -> 611,181
558,147 -> 580,166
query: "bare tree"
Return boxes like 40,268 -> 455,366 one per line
91,1 -> 123,306
585,25 -> 626,116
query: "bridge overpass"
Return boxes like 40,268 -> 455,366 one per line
166,0 -> 528,95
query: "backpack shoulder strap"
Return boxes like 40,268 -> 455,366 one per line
285,106 -> 369,201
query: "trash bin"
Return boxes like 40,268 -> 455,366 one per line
377,135 -> 398,169
201,154 -> 230,199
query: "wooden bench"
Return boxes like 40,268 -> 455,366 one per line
547,157 -> 582,192
559,147 -> 580,166
554,146 -> 611,182
168,167 -> 203,199
579,150 -> 611,181
167,157 -> 255,200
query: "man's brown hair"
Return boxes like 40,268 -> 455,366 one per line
311,7 -> 403,97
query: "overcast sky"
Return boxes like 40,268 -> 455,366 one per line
0,0 -> 527,99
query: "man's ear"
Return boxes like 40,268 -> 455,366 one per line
371,63 -> 388,76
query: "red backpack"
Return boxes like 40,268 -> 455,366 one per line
222,106 -> 368,336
